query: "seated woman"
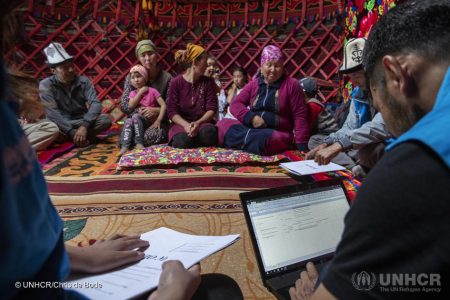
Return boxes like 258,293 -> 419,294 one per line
120,40 -> 172,146
167,43 -> 218,148
217,45 -> 309,155
117,64 -> 167,156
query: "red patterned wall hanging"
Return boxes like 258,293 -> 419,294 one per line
8,0 -> 344,122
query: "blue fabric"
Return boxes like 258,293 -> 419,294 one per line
224,124 -> 273,155
0,63 -> 84,299
386,67 -> 450,169
224,75 -> 285,154
351,86 -> 370,127
248,75 -> 283,129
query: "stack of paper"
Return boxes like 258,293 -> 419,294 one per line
280,160 -> 346,176
68,227 -> 240,300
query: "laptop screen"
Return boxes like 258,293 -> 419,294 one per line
243,182 -> 349,277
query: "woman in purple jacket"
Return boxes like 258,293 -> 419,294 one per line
167,43 -> 218,148
217,45 -> 309,155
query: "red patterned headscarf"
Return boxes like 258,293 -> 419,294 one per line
261,45 -> 283,66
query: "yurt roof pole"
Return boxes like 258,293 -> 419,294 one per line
188,3 -> 193,28
301,0 -> 306,22
115,0 -> 122,23
226,3 -> 230,28
51,0 -> 56,16
71,0 -> 77,18
244,1 -> 248,27
207,1 -> 211,28
263,0 -> 268,25
172,1 -> 177,29
134,0 -> 139,25
319,0 -> 324,19
27,0 -> 33,13
93,0 -> 99,19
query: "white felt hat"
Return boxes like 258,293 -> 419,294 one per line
339,38 -> 366,74
44,42 -> 73,66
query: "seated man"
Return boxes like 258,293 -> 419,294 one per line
290,1 -> 450,299
307,38 -> 391,175
39,42 -> 111,147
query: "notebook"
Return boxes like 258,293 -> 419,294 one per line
280,160 -> 346,176
240,179 -> 351,299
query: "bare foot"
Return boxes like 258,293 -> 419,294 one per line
116,147 -> 129,157
135,143 -> 145,149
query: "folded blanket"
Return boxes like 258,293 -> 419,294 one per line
118,145 -> 287,169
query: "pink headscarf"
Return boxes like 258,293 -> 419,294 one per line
130,64 -> 148,81
261,45 -> 283,66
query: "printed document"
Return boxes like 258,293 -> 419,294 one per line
280,160 -> 346,176
68,227 -> 239,299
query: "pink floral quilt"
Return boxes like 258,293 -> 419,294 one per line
117,145 -> 286,169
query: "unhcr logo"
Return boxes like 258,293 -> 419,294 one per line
352,271 -> 376,291
351,271 -> 441,293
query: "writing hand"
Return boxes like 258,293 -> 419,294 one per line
314,143 -> 343,165
148,261 -> 201,300
305,143 -> 327,160
68,234 -> 149,274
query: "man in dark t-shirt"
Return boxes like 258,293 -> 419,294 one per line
289,1 -> 450,299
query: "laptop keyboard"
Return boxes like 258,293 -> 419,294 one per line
268,270 -> 302,290
267,260 -> 329,290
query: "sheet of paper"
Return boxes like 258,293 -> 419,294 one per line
68,227 -> 240,300
280,160 -> 346,176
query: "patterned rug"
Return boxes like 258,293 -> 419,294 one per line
46,135 -> 361,300
37,141 -> 75,165
49,172 -> 300,218
42,136 -> 288,176
63,212 -> 276,300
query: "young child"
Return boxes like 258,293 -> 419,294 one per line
117,64 -> 166,156
204,56 -> 227,120
224,67 -> 248,119
299,77 -> 339,135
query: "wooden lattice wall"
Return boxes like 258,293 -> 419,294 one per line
8,0 -> 344,122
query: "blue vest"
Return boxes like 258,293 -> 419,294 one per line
386,67 -> 450,169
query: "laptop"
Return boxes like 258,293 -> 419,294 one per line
240,179 -> 351,299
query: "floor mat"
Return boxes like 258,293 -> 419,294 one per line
49,172 -> 299,218
63,213 -> 276,300
43,135 -> 289,176
49,135 -> 361,300
38,141 -> 74,165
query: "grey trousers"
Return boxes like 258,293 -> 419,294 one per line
61,114 -> 112,143
21,119 -> 59,150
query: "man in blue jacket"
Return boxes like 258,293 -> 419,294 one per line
291,1 -> 450,299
